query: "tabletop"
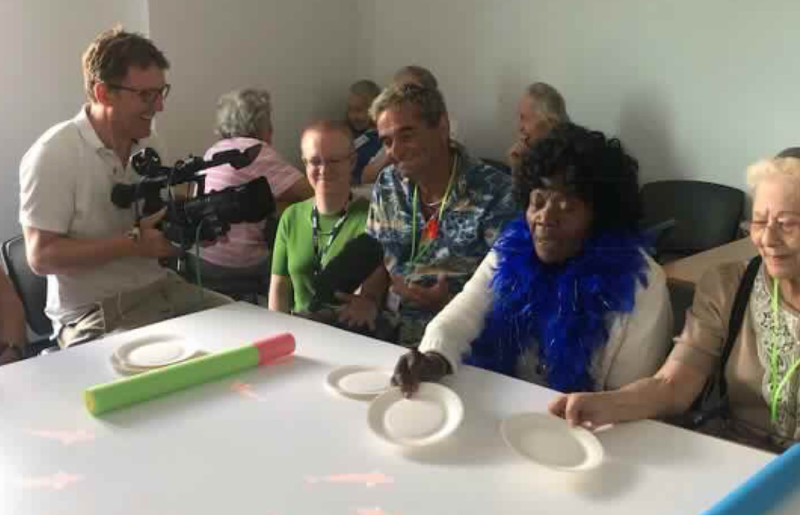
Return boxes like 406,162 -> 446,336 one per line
1,302 -> 796,515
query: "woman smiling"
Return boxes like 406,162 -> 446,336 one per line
550,156 -> 800,451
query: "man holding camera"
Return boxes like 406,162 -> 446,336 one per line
19,27 -> 230,348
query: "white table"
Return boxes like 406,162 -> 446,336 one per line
1,302 -> 798,515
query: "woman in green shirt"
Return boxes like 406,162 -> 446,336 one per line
269,121 -> 370,314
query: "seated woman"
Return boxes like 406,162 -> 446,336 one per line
392,123 -> 673,396
550,156 -> 800,451
269,121 -> 370,318
196,88 -> 312,293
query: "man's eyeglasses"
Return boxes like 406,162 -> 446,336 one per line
742,216 -> 800,237
107,83 -> 171,104
302,152 -> 354,169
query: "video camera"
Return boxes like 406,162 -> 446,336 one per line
111,144 -> 275,249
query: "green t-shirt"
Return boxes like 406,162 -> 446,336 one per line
271,197 -> 369,312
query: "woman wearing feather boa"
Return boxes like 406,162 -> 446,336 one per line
392,123 -> 673,396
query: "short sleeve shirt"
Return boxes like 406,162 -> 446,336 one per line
366,143 -> 516,345
201,137 -> 304,267
19,107 -> 167,332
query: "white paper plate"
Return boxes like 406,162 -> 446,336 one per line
114,335 -> 197,369
326,366 -> 393,400
367,383 -> 464,447
500,413 -> 604,472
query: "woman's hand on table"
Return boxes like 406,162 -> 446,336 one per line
391,349 -> 452,398
548,392 -> 620,429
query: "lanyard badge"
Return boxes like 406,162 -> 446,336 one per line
404,155 -> 458,277
311,203 -> 349,277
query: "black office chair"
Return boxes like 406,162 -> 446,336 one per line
640,180 -> 745,263
1,235 -> 56,355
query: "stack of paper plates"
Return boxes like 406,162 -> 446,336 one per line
110,335 -> 202,375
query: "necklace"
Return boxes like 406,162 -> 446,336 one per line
410,154 -> 458,264
768,277 -> 800,422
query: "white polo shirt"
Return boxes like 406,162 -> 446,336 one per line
19,107 -> 167,333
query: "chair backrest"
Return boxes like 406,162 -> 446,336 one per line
1,235 -> 52,336
640,180 -> 744,258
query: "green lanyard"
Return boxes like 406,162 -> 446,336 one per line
311,203 -> 349,277
768,277 -> 800,422
409,154 -> 458,264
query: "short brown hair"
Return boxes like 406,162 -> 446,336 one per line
392,65 -> 439,90
82,26 -> 169,101
370,83 -> 447,128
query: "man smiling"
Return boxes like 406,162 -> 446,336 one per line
19,27 -> 229,348
357,84 -> 516,346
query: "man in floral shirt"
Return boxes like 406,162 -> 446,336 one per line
352,84 -> 515,346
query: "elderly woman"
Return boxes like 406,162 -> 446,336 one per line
508,82 -> 570,167
550,157 -> 800,451
200,88 -> 312,274
393,123 -> 673,395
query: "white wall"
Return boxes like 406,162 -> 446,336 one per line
6,0 -> 800,246
0,0 -> 148,243
148,0 -> 358,166
357,0 -> 800,190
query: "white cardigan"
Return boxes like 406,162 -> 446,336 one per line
418,250 -> 674,391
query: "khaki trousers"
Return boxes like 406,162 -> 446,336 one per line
58,273 -> 232,348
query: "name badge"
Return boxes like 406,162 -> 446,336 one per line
354,134 -> 369,150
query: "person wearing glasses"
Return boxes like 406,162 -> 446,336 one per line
392,123 -> 672,401
352,84 -> 516,347
549,156 -> 800,452
268,121 -> 369,317
18,27 -> 230,348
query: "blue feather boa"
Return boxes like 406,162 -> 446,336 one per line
466,216 -> 649,392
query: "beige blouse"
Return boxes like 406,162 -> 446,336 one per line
670,261 -> 800,446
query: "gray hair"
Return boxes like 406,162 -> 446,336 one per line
215,88 -> 272,140
369,83 -> 447,127
526,82 -> 570,124
392,65 -> 439,90
349,79 -> 381,101
746,157 -> 800,192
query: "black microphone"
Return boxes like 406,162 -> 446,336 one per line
310,234 -> 384,309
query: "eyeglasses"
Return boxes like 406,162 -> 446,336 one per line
107,83 -> 171,104
742,216 -> 800,237
302,152 -> 354,169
